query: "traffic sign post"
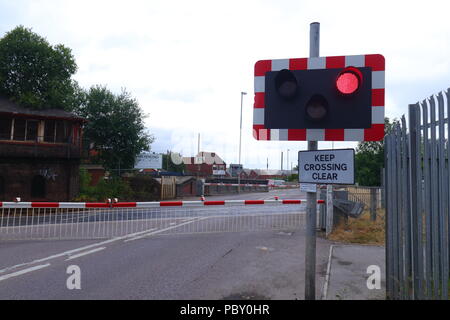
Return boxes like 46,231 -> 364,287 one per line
252,21 -> 385,300
304,22 -> 319,301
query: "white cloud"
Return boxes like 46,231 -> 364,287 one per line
1,0 -> 450,169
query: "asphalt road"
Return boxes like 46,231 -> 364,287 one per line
0,189 -> 332,300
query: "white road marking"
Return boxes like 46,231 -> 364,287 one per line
0,227 -> 168,275
124,218 -> 209,242
65,247 -> 106,261
321,245 -> 335,300
0,264 -> 51,282
123,228 -> 157,242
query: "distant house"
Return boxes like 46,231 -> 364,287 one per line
248,170 -> 259,179
0,97 -> 86,201
225,168 -> 294,180
183,152 -> 227,178
255,169 -> 294,180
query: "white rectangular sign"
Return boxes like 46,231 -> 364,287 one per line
298,149 -> 355,185
135,153 -> 163,169
300,183 -> 317,193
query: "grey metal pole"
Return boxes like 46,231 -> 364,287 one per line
238,92 -> 246,193
305,21 -> 320,301
287,149 -> 290,173
370,188 -> 377,221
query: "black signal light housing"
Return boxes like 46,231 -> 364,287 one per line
264,66 -> 372,129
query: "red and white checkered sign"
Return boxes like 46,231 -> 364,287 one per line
253,54 -> 385,141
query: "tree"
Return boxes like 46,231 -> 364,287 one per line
355,117 -> 398,186
74,85 -> 154,172
162,152 -> 185,173
0,26 -> 79,110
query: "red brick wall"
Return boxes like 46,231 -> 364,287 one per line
87,168 -> 105,186
0,159 -> 80,201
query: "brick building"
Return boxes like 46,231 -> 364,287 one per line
0,97 -> 85,201
183,152 -> 227,178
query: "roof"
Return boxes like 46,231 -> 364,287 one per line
197,152 -> 226,164
183,151 -> 226,165
252,169 -> 295,176
175,176 -> 196,184
0,96 -> 86,122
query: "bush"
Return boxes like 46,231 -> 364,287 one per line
74,168 -> 133,202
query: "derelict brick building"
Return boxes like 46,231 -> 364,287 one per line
0,97 -> 86,201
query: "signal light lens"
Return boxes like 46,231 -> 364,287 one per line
275,69 -> 298,100
306,95 -> 328,121
336,68 -> 362,95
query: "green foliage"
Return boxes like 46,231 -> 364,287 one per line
127,176 -> 161,202
74,85 -> 154,172
355,151 -> 384,186
79,167 -> 92,192
0,26 -> 79,110
75,168 -> 133,202
287,174 -> 299,182
162,152 -> 185,173
355,117 -> 398,186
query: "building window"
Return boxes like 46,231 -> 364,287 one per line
43,120 -> 69,143
44,120 -> 56,142
13,118 -> 26,141
26,120 -> 38,141
0,176 -> 4,196
11,118 -> 39,141
55,120 -> 68,143
31,175 -> 46,198
0,118 -> 12,140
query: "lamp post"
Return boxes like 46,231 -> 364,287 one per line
287,149 -> 290,174
238,92 -> 247,193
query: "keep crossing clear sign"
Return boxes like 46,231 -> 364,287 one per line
299,149 -> 355,185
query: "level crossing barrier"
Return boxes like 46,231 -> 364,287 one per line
0,199 -> 324,241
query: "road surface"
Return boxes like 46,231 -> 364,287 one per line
0,189 -> 332,300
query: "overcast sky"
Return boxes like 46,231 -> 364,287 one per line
1,0 -> 449,170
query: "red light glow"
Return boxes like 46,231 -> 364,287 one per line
336,71 -> 360,95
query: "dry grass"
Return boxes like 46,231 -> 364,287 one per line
328,209 -> 385,245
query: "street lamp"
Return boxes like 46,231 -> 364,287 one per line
287,149 -> 290,174
238,92 -> 247,193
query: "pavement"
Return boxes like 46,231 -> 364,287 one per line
322,244 -> 386,300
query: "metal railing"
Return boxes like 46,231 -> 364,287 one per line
385,88 -> 450,300
0,199 -> 324,241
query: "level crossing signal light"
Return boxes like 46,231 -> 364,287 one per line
253,54 -> 385,142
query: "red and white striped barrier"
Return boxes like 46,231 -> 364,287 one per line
0,199 -> 325,209
269,185 -> 300,188
204,183 -> 268,188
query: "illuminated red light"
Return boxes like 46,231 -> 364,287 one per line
336,68 -> 362,95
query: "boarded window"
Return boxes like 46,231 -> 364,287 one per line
0,118 -> 12,140
13,118 -> 26,141
44,120 -> 56,142
26,120 -> 38,141
31,175 -> 46,198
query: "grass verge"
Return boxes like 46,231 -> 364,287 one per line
327,209 -> 385,245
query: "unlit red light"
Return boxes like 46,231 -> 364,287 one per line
336,72 -> 360,95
